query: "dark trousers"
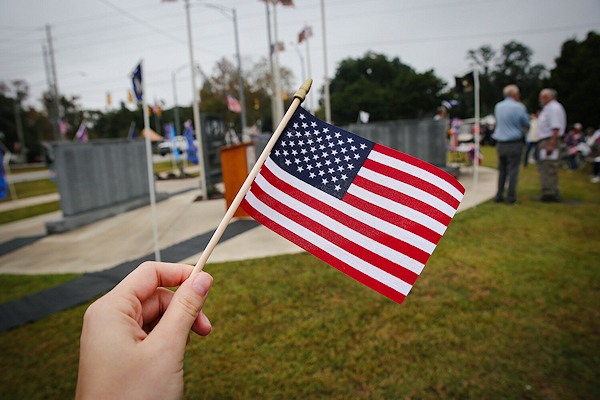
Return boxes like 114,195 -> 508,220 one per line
496,141 -> 523,204
538,138 -> 560,200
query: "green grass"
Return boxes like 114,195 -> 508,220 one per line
0,179 -> 58,202
0,201 -> 61,225
0,148 -> 599,399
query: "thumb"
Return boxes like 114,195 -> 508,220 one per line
149,271 -> 213,349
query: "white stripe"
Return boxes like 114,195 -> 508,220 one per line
347,185 -> 447,235
254,173 -> 425,275
263,158 -> 436,253
245,190 -> 414,296
358,167 -> 457,217
369,150 -> 464,201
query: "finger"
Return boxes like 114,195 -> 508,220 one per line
191,311 -> 212,336
112,262 -> 194,304
148,271 -> 213,350
140,287 -> 174,329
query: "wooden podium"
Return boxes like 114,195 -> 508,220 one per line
219,141 -> 257,218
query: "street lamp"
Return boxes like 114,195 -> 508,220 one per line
193,3 -> 247,138
171,63 -> 188,136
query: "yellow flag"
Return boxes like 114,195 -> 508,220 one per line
128,90 -> 133,103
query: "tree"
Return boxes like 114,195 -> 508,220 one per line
460,41 -> 546,118
199,56 -> 294,132
548,31 -> 600,129
328,52 -> 447,125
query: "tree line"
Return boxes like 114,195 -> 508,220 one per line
1,31 -> 598,163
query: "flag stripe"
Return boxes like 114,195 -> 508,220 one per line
252,171 -> 423,280
242,191 -> 414,296
362,158 -> 461,210
264,157 -> 437,253
241,198 -> 408,304
260,165 -> 431,265
371,144 -> 465,200
342,192 -> 443,245
352,174 -> 452,226
346,185 -> 448,235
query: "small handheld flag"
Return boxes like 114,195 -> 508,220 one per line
241,107 -> 465,305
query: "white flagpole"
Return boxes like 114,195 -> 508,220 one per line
140,60 -> 161,262
321,0 -> 331,124
304,28 -> 314,113
272,1 -> 284,124
192,79 -> 312,275
473,69 -> 480,208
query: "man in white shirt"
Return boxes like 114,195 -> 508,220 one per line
537,88 -> 567,202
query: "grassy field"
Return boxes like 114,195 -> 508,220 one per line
0,146 -> 599,399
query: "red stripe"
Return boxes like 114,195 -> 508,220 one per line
343,192 -> 443,245
352,175 -> 452,227
241,198 -> 407,305
363,158 -> 460,210
373,144 -> 465,195
260,166 -> 431,264
248,180 -> 420,285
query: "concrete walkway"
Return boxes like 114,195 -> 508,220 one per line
0,166 -> 498,275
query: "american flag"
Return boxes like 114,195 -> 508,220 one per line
241,107 -> 464,304
227,95 -> 242,114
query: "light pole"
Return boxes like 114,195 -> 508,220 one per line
184,0 -> 208,200
171,63 -> 188,136
194,3 -> 247,138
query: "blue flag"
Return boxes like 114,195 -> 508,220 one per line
0,151 -> 8,199
131,63 -> 143,101
183,121 -> 198,164
168,124 -> 180,163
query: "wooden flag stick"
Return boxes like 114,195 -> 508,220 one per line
192,78 -> 313,274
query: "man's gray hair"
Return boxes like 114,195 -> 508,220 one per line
541,88 -> 557,99
503,84 -> 520,98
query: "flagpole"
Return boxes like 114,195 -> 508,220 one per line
304,27 -> 314,113
140,60 -> 161,262
192,78 -> 313,274
272,1 -> 285,124
473,69 -> 480,208
185,0 -> 208,200
320,0 -> 331,123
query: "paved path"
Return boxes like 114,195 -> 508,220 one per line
0,166 -> 498,332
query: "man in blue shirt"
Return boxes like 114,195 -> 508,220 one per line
493,84 -> 530,205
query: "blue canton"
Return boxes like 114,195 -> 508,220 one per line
270,107 -> 375,199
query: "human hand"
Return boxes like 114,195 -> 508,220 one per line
75,262 -> 213,400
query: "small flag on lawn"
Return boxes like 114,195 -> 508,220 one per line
183,120 -> 198,164
227,95 -> 242,113
241,107 -> 464,304
0,150 -> 7,199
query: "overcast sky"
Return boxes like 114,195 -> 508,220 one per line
1,0 -> 599,115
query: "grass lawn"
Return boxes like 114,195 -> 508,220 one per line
0,179 -> 58,202
0,146 -> 599,399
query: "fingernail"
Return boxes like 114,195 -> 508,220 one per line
201,312 -> 212,330
192,273 -> 212,297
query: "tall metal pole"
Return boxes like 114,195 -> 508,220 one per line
45,25 -> 61,141
172,71 -> 181,136
264,1 -> 276,128
232,8 -> 247,138
320,0 -> 331,123
272,2 -> 284,124
139,60 -> 161,262
304,31 -> 314,113
185,0 -> 208,199
473,69 -> 480,208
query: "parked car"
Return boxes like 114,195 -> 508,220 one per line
158,136 -> 188,156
